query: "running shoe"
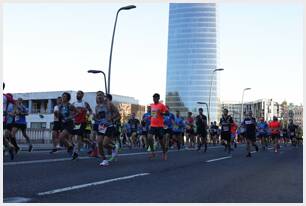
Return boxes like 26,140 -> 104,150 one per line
99,159 -> 109,166
28,144 -> 33,152
49,148 -> 58,154
255,145 -> 259,152
147,146 -> 151,152
246,152 -> 251,157
72,152 -> 79,160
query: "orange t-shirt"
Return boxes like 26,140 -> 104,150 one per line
269,121 -> 281,134
150,102 -> 167,128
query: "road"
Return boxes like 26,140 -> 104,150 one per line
3,144 -> 303,203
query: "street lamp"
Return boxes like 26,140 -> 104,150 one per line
197,102 -> 209,122
108,5 -> 136,94
208,68 -> 224,124
87,70 -> 108,94
240,87 -> 251,123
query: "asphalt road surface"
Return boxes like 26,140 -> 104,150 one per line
3,144 -> 303,203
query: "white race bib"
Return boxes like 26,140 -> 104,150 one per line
98,124 -> 107,134
74,124 -> 81,130
223,126 -> 229,132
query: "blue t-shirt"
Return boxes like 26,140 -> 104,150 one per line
257,121 -> 268,135
164,113 -> 175,129
172,116 -> 185,133
15,105 -> 28,125
142,112 -> 151,129
6,103 -> 15,124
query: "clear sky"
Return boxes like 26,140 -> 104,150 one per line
3,2 -> 303,105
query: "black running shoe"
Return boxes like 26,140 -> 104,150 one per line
49,148 -> 58,154
246,152 -> 251,157
72,152 -> 79,160
28,145 -> 33,152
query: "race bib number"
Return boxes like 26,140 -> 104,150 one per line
151,111 -> 157,118
290,132 -> 295,136
98,124 -> 107,134
74,124 -> 81,130
223,126 -> 229,132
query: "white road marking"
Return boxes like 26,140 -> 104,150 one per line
4,196 -> 32,203
37,173 -> 150,196
4,146 -> 224,166
206,156 -> 232,163
250,151 -> 257,154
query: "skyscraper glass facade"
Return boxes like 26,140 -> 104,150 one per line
166,3 -> 219,121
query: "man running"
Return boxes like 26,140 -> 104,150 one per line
185,112 -> 195,149
242,110 -> 258,157
163,106 -> 175,152
147,93 -> 168,160
11,98 -> 33,152
257,117 -> 269,150
196,108 -> 208,152
50,96 -> 63,154
288,119 -> 298,147
219,108 -> 234,154
142,106 -> 151,150
210,121 -> 219,146
128,112 -> 140,148
172,110 -> 185,150
268,116 -> 281,153
71,90 -> 92,160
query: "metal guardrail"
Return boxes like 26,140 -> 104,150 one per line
15,128 -> 52,144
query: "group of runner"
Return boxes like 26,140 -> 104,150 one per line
3,86 -> 303,164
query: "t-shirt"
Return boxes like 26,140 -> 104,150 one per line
163,113 -> 175,129
59,103 -> 73,122
53,105 -> 60,122
72,100 -> 88,124
150,102 -> 167,128
220,115 -> 233,133
172,116 -> 185,133
257,122 -> 268,135
6,103 -> 15,124
186,117 -> 195,130
269,121 -> 281,135
128,118 -> 140,132
288,124 -> 298,137
195,114 -> 207,131
142,112 -> 151,129
242,117 -> 256,137
15,105 -> 28,125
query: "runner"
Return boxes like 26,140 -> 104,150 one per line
50,96 -> 63,154
128,112 -> 140,148
185,112 -> 195,148
172,110 -> 185,151
147,93 -> 168,160
71,90 -> 92,160
3,84 -> 16,159
195,108 -> 208,152
287,119 -> 298,147
281,123 -> 289,146
219,108 -> 234,154
58,92 -> 76,156
230,121 -> 238,149
257,117 -> 269,151
142,106 -> 151,151
210,121 -> 219,146
96,93 -> 120,166
163,105 -> 175,152
242,110 -> 258,157
268,116 -> 281,153
11,98 -> 33,152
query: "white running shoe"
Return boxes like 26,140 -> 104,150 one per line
99,160 -> 109,166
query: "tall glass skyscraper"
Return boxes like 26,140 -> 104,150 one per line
166,3 -> 220,121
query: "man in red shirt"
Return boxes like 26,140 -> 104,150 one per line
269,116 -> 281,153
148,93 -> 168,160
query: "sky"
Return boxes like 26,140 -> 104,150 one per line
3,2 -> 304,105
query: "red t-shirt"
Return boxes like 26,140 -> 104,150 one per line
269,121 -> 281,134
150,102 -> 167,128
231,122 -> 238,134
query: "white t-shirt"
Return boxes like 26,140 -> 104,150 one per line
53,105 -> 59,121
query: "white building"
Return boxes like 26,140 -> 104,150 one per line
12,91 -> 139,129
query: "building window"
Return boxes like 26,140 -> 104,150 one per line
31,122 -> 47,129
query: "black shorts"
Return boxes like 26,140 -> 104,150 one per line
246,134 -> 256,141
52,121 -> 62,131
72,123 -> 86,136
97,126 -> 114,137
186,129 -> 195,135
197,129 -> 207,138
13,123 -> 27,131
149,127 -> 164,140
93,124 -> 98,132
258,133 -> 267,138
221,132 -> 231,142
62,120 -> 74,134
271,133 -> 280,139
164,128 -> 173,135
